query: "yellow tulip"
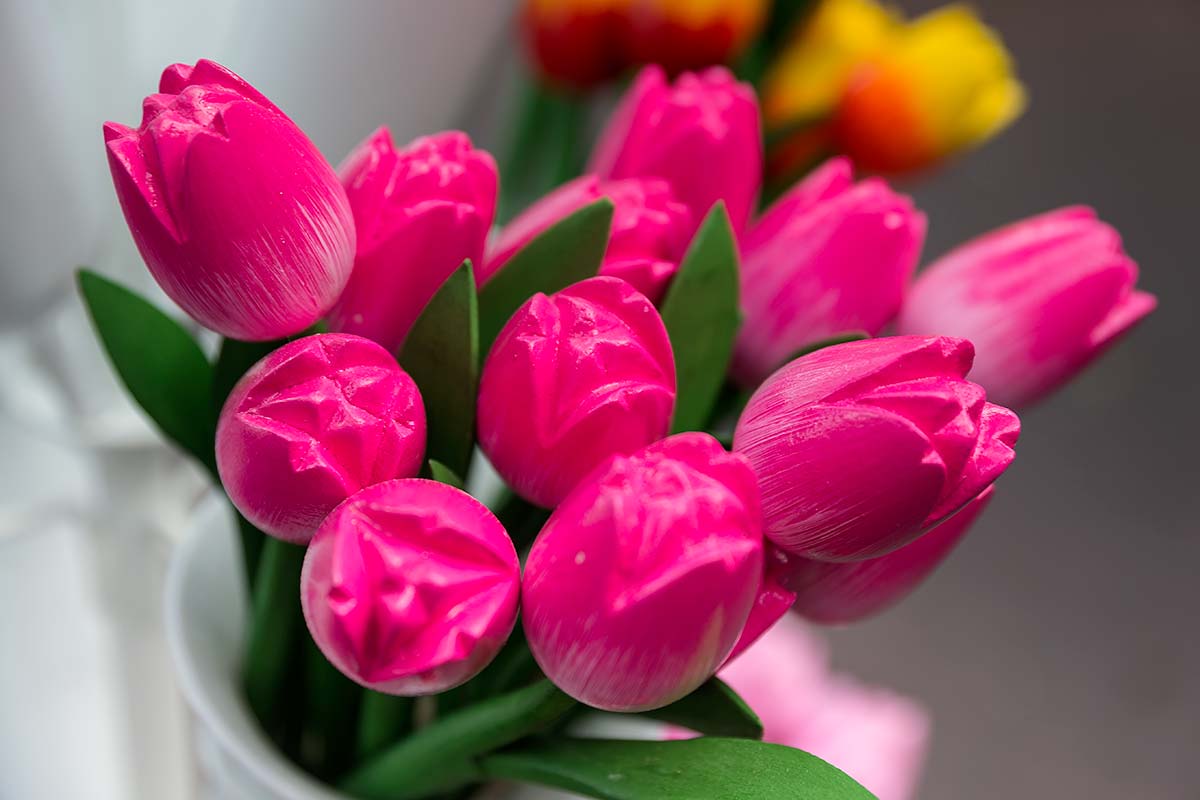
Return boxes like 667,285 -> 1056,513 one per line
764,0 -> 1025,174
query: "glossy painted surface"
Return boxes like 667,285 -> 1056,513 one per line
216,334 -> 425,542
484,175 -> 691,303
302,479 -> 519,695
898,207 -> 1156,409
734,336 -> 1018,561
733,157 -> 926,385
104,59 -> 354,340
477,276 -> 675,508
523,433 -> 763,711
589,65 -> 761,236
328,127 -> 497,352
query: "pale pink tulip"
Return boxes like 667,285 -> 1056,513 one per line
328,128 -> 497,351
104,59 -> 354,340
733,158 -> 926,385
898,207 -> 1156,408
734,336 -> 1018,561
523,433 -> 763,711
483,175 -> 692,303
216,334 -> 425,542
302,479 -> 519,695
477,276 -> 675,508
589,65 -> 761,235
718,616 -> 930,800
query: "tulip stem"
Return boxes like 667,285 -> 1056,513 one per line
498,78 -> 589,223
243,537 -> 307,743
339,680 -> 575,800
355,692 -> 413,763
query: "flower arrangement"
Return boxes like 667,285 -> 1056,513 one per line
80,3 -> 1154,797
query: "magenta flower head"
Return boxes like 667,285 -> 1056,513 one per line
898,207 -> 1156,408
588,65 -> 762,235
328,128 -> 498,351
103,59 -> 354,341
216,334 -> 426,543
483,175 -> 692,303
523,433 -> 764,711
785,487 -> 994,624
477,276 -> 676,508
732,158 -> 926,386
733,336 -> 1019,562
302,479 -> 519,695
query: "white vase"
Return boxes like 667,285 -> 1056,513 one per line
164,493 -> 586,800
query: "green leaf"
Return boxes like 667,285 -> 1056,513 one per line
427,459 -> 464,490
399,261 -> 479,478
77,269 -> 216,473
242,537 -> 307,738
640,678 -> 762,739
481,737 -> 874,800
340,680 -> 576,800
355,691 -> 412,763
478,199 -> 614,356
659,204 -> 742,434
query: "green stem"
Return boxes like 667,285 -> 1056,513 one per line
301,637 -> 364,780
356,691 -> 414,763
234,510 -> 265,589
339,681 -> 576,800
242,537 -> 307,741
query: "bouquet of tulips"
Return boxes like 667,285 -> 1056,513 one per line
81,14 -> 1152,796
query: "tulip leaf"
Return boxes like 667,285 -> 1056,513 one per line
400,261 -> 479,478
477,199 -> 614,356
660,204 -> 742,435
639,678 -> 762,739
481,737 -> 873,800
340,680 -> 576,800
427,459 -> 464,490
77,269 -> 216,473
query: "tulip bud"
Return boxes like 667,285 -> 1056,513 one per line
484,175 -> 692,303
623,0 -> 769,76
589,66 -> 761,235
897,207 -> 1157,409
217,334 -> 426,542
328,128 -> 497,352
733,336 -> 1018,561
732,158 -> 926,386
833,5 -> 1025,173
104,59 -> 354,341
302,479 -> 520,695
477,276 -> 676,508
787,487 -> 993,624
523,433 -> 763,711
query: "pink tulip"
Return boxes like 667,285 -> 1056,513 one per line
523,433 -> 763,711
588,65 -> 761,235
734,336 -> 1019,561
724,545 -> 799,663
104,59 -> 354,341
328,128 -> 497,352
787,487 -> 994,624
717,616 -> 930,800
732,158 -> 927,385
482,175 -> 692,303
216,334 -> 425,542
302,479 -> 519,695
898,207 -> 1157,408
477,276 -> 676,508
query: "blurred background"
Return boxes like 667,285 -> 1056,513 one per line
0,0 -> 1196,798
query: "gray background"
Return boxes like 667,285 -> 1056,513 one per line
809,1 -> 1200,798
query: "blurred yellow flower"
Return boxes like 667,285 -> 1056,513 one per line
764,0 -> 1025,174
